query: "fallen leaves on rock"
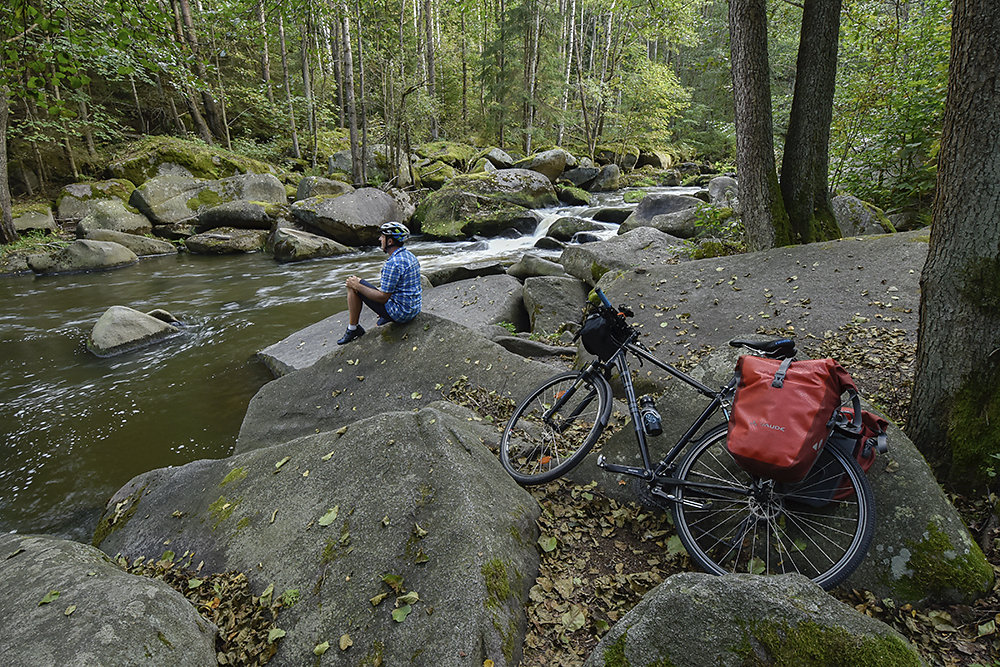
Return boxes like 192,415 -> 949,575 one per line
120,553 -> 285,665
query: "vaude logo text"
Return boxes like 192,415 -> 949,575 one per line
749,420 -> 786,433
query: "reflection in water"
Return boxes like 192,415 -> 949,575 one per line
0,188 -> 693,541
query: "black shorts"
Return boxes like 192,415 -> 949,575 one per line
359,278 -> 394,322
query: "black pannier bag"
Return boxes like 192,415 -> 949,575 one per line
579,312 -> 629,361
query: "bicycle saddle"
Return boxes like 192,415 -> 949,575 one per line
729,337 -> 796,358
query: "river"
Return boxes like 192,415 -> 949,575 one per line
0,187 -> 695,542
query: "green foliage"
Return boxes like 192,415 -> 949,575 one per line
830,0 -> 951,211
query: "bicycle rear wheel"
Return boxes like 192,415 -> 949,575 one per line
671,425 -> 875,590
500,371 -> 611,485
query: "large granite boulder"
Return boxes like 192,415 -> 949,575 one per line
595,145 -> 639,170
27,239 -> 138,276
87,305 -> 182,357
622,193 -> 703,228
522,275 -> 589,336
556,186 -> 591,206
56,179 -> 135,222
547,216 -> 603,242
636,148 -> 676,169
424,261 -> 506,287
619,206 -> 701,238
583,573 -> 922,667
507,253 -> 571,280
294,175 -> 354,201
197,200 -> 289,231
11,204 -> 58,233
479,146 -> 515,169
130,173 -> 286,226
77,229 -> 177,257
75,199 -> 152,236
245,313 -> 560,443
513,148 -> 572,182
560,166 -> 600,189
422,274 -> 529,331
107,134 -> 277,185
95,403 -> 540,667
589,164 -> 621,192
707,175 -> 738,207
416,169 -> 558,239
0,533 -> 218,667
385,187 -> 417,224
184,227 -> 268,254
413,140 -> 480,169
291,187 -> 400,246
267,227 -> 354,262
560,226 -> 682,285
832,194 -> 895,236
414,159 -> 457,189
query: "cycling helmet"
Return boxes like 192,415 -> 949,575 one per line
379,221 -> 410,243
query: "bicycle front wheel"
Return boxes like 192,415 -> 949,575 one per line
671,425 -> 875,590
500,371 -> 611,485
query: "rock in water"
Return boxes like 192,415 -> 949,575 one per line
87,305 -> 181,357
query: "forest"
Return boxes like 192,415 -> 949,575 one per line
0,0 -> 950,220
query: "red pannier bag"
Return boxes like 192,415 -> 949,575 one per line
727,355 -> 858,482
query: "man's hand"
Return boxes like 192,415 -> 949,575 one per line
346,275 -> 361,290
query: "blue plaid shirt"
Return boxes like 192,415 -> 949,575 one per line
380,247 -> 422,322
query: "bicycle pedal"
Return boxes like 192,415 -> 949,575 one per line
596,454 -> 607,468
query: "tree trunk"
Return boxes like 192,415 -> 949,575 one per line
907,0 -> 1000,490
334,18 -> 345,128
301,18 -> 317,168
424,0 -> 438,139
779,0 -> 842,244
177,0 -> 225,139
278,13 -> 302,160
728,0 -> 792,251
355,0 -> 368,183
557,0 -> 576,146
341,4 -> 362,185
0,86 -> 16,245
258,0 -> 275,104
170,0 -> 213,142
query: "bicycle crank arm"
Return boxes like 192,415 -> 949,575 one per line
596,455 -> 652,479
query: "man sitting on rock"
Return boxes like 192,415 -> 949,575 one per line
338,221 -> 422,345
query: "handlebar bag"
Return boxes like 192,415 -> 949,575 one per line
579,312 -> 628,361
727,355 -> 858,482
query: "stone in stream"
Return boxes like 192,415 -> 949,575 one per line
87,305 -> 182,357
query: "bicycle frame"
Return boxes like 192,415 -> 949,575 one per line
592,338 -> 739,493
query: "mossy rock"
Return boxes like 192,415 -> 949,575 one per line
595,144 -> 640,170
413,141 -> 480,169
622,189 -> 645,204
107,135 -> 278,186
583,573 -> 921,667
56,179 -> 136,221
557,186 -> 591,206
417,196 -> 539,240
11,203 -> 58,233
415,160 -> 456,190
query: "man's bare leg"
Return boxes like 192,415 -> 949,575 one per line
346,284 -> 362,326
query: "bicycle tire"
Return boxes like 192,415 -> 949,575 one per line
500,371 -> 612,485
671,424 -> 875,590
